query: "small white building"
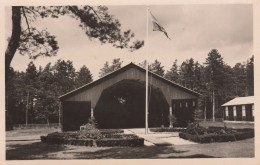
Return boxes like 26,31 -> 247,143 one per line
222,96 -> 254,122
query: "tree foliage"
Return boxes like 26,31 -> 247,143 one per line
6,60 -> 94,124
75,65 -> 93,88
99,58 -> 123,77
149,60 -> 165,76
165,60 -> 180,83
6,53 -> 254,125
6,6 -> 144,75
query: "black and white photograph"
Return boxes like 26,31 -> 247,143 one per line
2,0 -> 259,163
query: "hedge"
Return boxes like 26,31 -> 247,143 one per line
150,127 -> 186,132
41,132 -> 144,147
99,129 -> 124,134
179,128 -> 254,143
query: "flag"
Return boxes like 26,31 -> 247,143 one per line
150,11 -> 171,40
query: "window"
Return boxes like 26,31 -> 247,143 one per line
233,106 -> 237,117
193,101 -> 196,107
180,102 -> 182,108
225,108 -> 229,117
185,102 -> 188,107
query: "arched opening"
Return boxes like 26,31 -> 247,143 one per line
95,79 -> 169,129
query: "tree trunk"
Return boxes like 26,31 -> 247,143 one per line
5,7 -> 22,74
212,90 -> 215,122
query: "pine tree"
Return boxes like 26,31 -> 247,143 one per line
165,60 -> 180,83
6,6 -> 144,75
149,60 -> 165,76
204,49 -> 225,121
99,58 -> 123,77
53,59 -> 76,95
246,55 -> 254,96
75,65 -> 93,87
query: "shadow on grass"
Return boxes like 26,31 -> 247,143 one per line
7,142 -> 217,159
6,142 -> 68,160
73,146 -> 216,159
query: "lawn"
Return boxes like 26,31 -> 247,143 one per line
5,125 -> 254,159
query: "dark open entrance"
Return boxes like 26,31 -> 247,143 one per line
172,99 -> 197,127
95,79 -> 169,129
62,101 -> 91,131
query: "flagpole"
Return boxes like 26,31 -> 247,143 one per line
145,6 -> 149,134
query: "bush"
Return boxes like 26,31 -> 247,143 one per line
150,127 -> 186,132
41,130 -> 144,147
100,129 -> 124,134
79,117 -> 103,140
179,128 -> 254,143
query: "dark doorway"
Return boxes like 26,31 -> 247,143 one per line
172,99 -> 197,127
62,101 -> 91,131
95,79 -> 169,129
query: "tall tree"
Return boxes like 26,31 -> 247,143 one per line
75,65 -> 93,87
179,58 -> 195,89
246,55 -> 254,96
34,63 -> 58,124
149,60 -> 165,77
53,59 -> 76,95
5,6 -> 144,75
164,60 -> 180,83
204,49 -> 225,121
232,62 -> 247,97
24,61 -> 39,124
99,58 -> 123,77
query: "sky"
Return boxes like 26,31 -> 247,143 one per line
5,4 -> 253,80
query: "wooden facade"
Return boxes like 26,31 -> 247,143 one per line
60,63 -> 200,131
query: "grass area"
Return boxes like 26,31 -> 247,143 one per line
5,123 -> 255,159
6,127 -> 61,137
6,138 -> 254,159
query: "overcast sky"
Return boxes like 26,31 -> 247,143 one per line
5,4 -> 253,80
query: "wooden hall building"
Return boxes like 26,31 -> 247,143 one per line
222,96 -> 254,122
59,63 -> 200,131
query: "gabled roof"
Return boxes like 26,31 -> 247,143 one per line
222,96 -> 254,106
59,62 -> 200,100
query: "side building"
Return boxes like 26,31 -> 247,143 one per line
222,96 -> 254,122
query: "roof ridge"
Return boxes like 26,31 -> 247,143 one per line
59,62 -> 200,99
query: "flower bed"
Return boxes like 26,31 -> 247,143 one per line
40,130 -> 144,147
179,128 -> 254,143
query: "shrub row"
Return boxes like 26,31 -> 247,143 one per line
41,133 -> 144,147
99,129 -> 124,134
179,129 -> 254,143
150,127 -> 186,132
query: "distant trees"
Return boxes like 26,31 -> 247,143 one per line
165,60 -> 180,83
75,65 -> 93,87
138,59 -> 165,77
6,51 -> 254,125
246,56 -> 254,96
99,58 -> 123,77
163,50 -> 254,121
6,60 -> 93,125
149,60 -> 165,76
